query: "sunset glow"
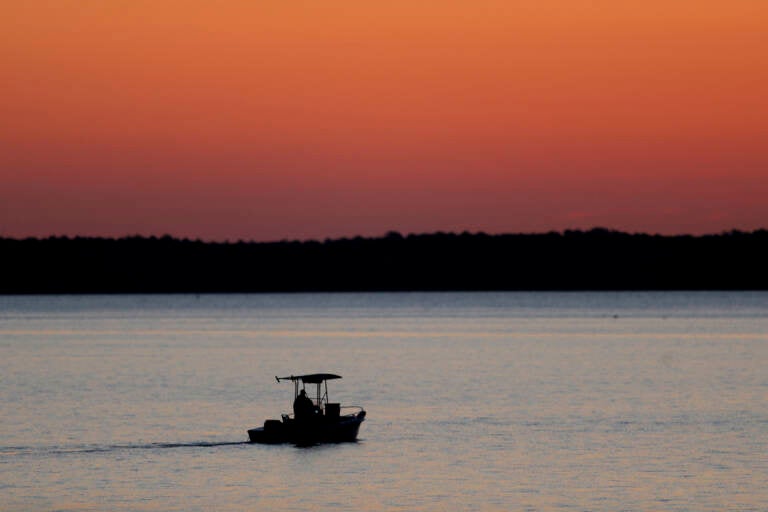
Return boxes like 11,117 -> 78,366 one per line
2,0 -> 766,240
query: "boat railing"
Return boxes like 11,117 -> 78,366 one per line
340,405 -> 365,416
282,405 -> 363,422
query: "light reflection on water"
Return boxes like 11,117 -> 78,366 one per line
1,292 -> 767,511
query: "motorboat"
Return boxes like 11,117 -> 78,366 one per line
247,373 -> 366,444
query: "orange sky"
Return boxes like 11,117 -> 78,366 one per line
2,0 -> 766,240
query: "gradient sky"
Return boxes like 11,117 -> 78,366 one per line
2,0 -> 767,241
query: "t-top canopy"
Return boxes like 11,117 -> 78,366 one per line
276,373 -> 342,384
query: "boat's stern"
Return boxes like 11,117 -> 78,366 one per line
248,419 -> 287,443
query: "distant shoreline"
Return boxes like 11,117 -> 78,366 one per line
2,229 -> 767,294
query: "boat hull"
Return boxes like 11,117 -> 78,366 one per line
248,411 -> 365,445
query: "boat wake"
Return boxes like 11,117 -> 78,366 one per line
1,441 -> 250,458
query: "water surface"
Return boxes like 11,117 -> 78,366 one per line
1,292 -> 767,511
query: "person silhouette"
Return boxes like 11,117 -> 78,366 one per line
293,389 -> 314,420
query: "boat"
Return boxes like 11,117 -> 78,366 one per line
247,373 -> 366,444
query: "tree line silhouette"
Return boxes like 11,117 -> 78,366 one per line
1,228 -> 766,293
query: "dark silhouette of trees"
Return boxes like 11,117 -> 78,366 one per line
1,228 -> 766,293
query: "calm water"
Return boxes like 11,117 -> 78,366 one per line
1,292 -> 767,511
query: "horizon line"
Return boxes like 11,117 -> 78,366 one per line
3,226 -> 767,245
